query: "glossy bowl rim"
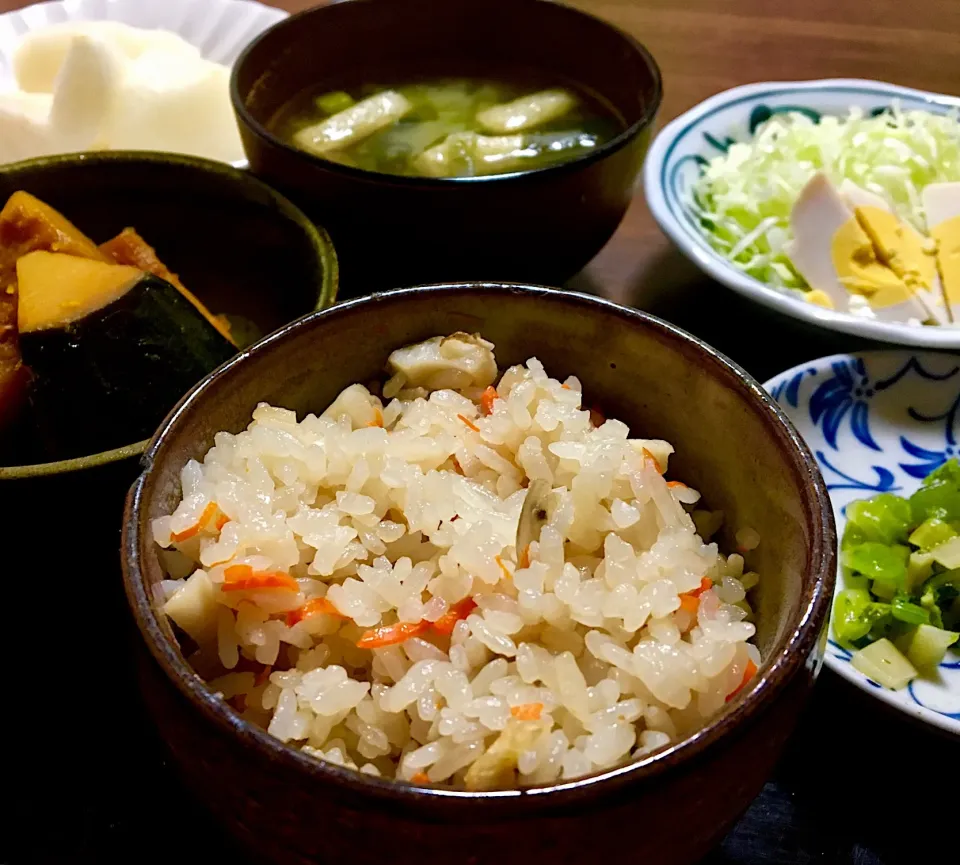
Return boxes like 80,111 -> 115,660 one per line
229,0 -> 663,186
642,77 -> 960,349
0,149 -> 339,480
122,282 -> 836,813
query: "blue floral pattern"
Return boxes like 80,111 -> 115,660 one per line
810,359 -> 881,451
765,352 -> 960,731
816,451 -> 900,494
900,392 -> 960,478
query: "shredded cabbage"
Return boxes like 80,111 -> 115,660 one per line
689,104 -> 960,290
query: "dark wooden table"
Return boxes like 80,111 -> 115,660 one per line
4,0 -> 959,863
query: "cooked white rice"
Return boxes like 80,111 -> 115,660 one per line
153,333 -> 761,790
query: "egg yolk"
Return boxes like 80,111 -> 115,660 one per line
854,206 -> 939,291
830,217 -> 914,305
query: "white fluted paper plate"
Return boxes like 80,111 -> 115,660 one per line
0,0 -> 286,75
765,352 -> 960,736
0,0 -> 287,167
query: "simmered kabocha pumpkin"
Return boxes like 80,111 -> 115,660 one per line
99,228 -> 235,344
0,190 -> 107,427
0,190 -> 239,462
17,251 -> 236,457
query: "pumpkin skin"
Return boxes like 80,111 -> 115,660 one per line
20,269 -> 236,458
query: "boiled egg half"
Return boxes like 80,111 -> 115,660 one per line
785,173 -> 959,326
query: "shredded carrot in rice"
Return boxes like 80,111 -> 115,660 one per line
666,480 -> 687,489
410,772 -> 430,784
451,456 -> 465,475
676,577 -> 713,621
430,597 -> 477,635
356,621 -> 430,649
368,407 -> 384,428
222,565 -> 299,593
678,594 -> 700,616
495,555 -> 513,581
561,383 -> 571,390
286,597 -> 346,627
480,386 -> 498,415
641,448 -> 664,474
518,544 -> 531,570
171,501 -> 218,542
214,512 -> 230,531
690,577 -> 713,598
510,702 -> 543,721
457,413 -> 480,432
255,665 -> 272,686
224,564 -> 253,582
726,659 -> 758,702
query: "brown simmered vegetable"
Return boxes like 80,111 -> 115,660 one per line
100,227 -> 234,344
0,289 -> 29,428
16,252 -> 142,333
20,269 -> 236,457
0,192 -> 109,426
0,190 -> 238,461
0,191 -> 105,289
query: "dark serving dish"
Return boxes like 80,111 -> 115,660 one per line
122,284 -> 835,865
231,0 -> 662,291
0,150 -> 338,480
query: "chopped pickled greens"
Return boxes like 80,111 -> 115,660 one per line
908,517 -> 959,551
834,459 -> 960,688
842,542 -> 909,586
688,104 -> 960,290
896,624 -> 959,671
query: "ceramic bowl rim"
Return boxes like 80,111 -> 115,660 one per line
229,0 -> 663,187
0,149 -> 339,480
642,77 -> 960,349
122,282 -> 836,812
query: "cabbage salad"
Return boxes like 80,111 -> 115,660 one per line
688,104 -> 960,292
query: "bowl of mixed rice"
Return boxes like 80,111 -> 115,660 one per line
122,283 -> 834,865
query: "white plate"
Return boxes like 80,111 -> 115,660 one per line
0,0 -> 287,168
644,79 -> 960,349
765,352 -> 960,735
0,0 -> 286,76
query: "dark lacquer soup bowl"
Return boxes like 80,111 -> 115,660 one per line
122,284 -> 834,865
231,0 -> 662,290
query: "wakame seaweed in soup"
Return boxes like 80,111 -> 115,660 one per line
269,77 -> 623,178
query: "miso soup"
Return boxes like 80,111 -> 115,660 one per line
270,77 -> 623,178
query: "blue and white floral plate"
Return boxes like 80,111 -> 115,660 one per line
765,352 -> 960,734
644,79 -> 960,350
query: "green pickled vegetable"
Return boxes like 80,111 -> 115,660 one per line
842,542 -> 909,586
922,459 -> 960,487
851,638 -> 917,690
846,494 -> 911,545
890,595 -> 930,625
908,517 -> 959,551
834,459 -> 960,682
909,479 -> 960,524
833,588 -> 873,642
896,624 -> 959,671
906,551 -> 935,592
